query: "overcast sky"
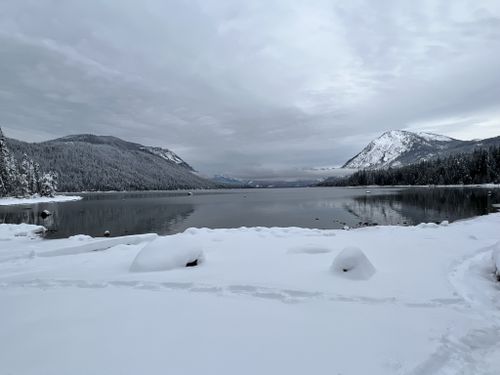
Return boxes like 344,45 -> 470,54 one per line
1,0 -> 500,179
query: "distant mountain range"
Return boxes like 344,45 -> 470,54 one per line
7,134 -> 216,191
343,130 -> 500,169
211,175 -> 318,188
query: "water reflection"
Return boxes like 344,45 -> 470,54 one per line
0,198 -> 195,238
0,187 -> 498,238
345,188 -> 498,226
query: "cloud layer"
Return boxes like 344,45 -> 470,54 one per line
1,0 -> 499,178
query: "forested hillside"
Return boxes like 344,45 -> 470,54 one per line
321,146 -> 500,186
7,134 -> 216,192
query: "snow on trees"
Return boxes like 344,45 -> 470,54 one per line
0,127 -> 57,198
40,172 -> 58,197
0,128 -> 10,195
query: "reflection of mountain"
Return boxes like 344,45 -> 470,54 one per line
0,196 -> 195,238
344,196 -> 407,225
345,188 -> 495,226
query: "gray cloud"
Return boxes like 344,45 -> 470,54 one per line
1,0 -> 499,179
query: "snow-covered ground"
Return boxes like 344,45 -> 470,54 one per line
1,214 -> 500,374
0,194 -> 82,206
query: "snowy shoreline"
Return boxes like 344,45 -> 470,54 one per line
0,194 -> 83,206
1,214 -> 500,374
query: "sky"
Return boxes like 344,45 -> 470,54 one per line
0,0 -> 500,179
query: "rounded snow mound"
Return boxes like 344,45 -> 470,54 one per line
130,237 -> 204,273
330,246 -> 376,280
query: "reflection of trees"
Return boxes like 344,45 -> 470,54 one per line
0,199 -> 195,238
0,205 -> 46,226
346,188 -> 496,226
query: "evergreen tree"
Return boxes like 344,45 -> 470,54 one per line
40,171 -> 58,197
18,154 -> 32,196
32,161 -> 41,194
0,127 -> 12,196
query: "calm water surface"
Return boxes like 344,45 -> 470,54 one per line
1,187 -> 499,239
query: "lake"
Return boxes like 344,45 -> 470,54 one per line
1,187 -> 499,239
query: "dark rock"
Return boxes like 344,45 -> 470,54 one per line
186,259 -> 198,267
40,210 -> 52,219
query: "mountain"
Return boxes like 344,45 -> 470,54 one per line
323,143 -> 500,186
211,175 -> 247,187
211,174 -> 323,188
343,130 -> 500,169
6,134 -> 216,191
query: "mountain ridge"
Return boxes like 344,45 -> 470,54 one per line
6,134 -> 215,191
343,130 -> 500,170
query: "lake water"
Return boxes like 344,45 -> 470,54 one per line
1,187 -> 499,239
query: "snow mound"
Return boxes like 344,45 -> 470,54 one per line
417,222 -> 439,229
68,234 -> 93,241
130,236 -> 205,272
0,223 -> 46,240
330,247 -> 376,280
492,242 -> 500,281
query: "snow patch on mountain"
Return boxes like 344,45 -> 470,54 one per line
416,132 -> 454,143
140,146 -> 186,166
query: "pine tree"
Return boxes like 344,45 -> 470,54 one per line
40,171 -> 58,197
0,128 -> 21,197
32,162 -> 41,194
18,154 -> 32,197
0,127 -> 8,196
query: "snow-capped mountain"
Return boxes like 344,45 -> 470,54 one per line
343,130 -> 462,169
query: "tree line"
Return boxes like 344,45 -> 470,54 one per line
0,127 -> 57,198
321,146 -> 500,186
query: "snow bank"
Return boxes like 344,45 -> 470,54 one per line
2,214 -> 500,375
130,236 -> 205,272
0,223 -> 46,240
0,195 -> 82,206
330,247 -> 376,280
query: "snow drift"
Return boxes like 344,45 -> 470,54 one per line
130,236 -> 205,272
330,247 -> 376,280
0,223 -> 46,239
